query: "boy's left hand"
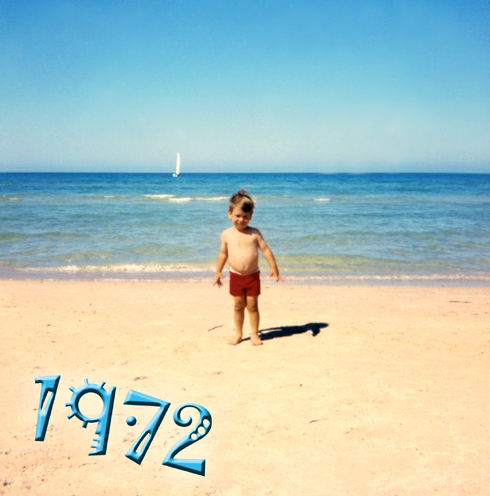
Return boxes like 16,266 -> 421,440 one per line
268,268 -> 284,282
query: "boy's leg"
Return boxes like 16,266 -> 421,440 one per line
246,296 -> 261,346
229,295 -> 246,345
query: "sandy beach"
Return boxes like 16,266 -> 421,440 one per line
1,280 -> 489,495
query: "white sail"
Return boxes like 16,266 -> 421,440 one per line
173,152 -> 180,177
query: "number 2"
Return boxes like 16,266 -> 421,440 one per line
162,403 -> 212,476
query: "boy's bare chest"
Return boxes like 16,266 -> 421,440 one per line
227,232 -> 257,250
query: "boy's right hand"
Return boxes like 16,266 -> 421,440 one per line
213,272 -> 225,287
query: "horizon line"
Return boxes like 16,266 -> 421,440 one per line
1,171 -> 489,175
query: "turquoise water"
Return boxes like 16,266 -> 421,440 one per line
1,173 -> 489,284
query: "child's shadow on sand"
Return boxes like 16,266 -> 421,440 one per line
243,322 -> 328,342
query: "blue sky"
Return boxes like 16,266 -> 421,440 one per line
1,0 -> 489,172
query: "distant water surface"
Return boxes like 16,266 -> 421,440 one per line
1,173 -> 489,285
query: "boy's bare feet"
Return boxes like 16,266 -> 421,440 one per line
228,332 -> 243,345
250,334 -> 262,346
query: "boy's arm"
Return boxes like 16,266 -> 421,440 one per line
257,232 -> 283,282
213,233 -> 228,287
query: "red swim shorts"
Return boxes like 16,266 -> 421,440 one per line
229,270 -> 261,297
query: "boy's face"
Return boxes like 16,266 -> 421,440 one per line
228,206 -> 253,231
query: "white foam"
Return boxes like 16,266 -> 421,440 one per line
314,198 -> 331,202
144,194 -> 175,199
144,195 -> 227,202
282,273 -> 490,282
195,197 -> 228,201
20,264 -> 213,274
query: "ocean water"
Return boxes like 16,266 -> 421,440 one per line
1,172 -> 489,285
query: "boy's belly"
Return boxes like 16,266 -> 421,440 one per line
228,250 -> 259,275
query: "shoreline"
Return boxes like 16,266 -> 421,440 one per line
1,270 -> 489,287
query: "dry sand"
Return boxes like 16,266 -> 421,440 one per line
1,280 -> 489,495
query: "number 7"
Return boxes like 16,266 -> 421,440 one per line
123,390 -> 171,465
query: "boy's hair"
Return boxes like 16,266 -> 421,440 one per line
229,188 -> 254,213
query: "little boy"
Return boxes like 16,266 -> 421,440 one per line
213,189 -> 283,345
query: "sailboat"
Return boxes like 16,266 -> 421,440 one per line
173,152 -> 181,177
